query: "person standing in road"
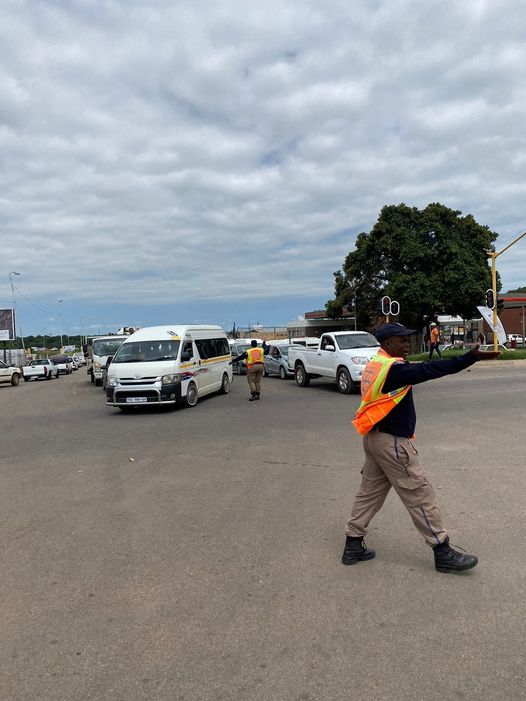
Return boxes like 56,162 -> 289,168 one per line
428,322 -> 442,359
231,340 -> 267,401
342,322 -> 500,573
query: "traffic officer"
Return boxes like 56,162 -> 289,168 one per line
342,322 -> 500,573
231,340 -> 267,401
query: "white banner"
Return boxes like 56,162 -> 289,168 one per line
477,306 -> 507,344
0,329 -> 9,341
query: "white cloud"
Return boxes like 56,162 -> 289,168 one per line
2,0 -> 526,332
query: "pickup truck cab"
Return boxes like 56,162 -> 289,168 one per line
22,359 -> 59,381
288,331 -> 380,394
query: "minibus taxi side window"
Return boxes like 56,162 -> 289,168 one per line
181,341 -> 193,362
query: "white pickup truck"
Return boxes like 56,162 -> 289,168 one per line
22,359 -> 60,381
288,331 -> 380,394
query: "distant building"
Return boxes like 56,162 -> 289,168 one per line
287,308 -> 356,338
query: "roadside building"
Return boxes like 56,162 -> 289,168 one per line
287,308 -> 356,339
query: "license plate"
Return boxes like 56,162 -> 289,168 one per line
126,397 -> 147,403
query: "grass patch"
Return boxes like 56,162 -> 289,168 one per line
408,349 -> 526,361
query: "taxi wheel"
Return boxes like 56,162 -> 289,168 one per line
219,373 -> 231,394
185,382 -> 199,407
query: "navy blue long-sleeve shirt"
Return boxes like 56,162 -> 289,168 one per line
375,351 -> 479,437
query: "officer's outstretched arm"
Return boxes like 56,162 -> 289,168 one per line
470,344 -> 501,361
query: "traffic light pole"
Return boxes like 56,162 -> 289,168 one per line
487,230 -> 526,352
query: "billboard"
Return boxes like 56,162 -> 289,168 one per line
0,309 -> 15,341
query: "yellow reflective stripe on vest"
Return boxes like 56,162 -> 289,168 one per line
352,349 -> 411,435
246,347 -> 264,367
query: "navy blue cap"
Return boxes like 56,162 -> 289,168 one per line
375,322 -> 416,342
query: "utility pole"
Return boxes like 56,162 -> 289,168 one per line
486,230 -> 526,351
57,300 -> 64,352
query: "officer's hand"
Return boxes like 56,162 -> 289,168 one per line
471,343 -> 500,360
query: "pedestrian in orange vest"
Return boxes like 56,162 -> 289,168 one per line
342,322 -> 500,573
231,340 -> 268,401
428,322 -> 441,359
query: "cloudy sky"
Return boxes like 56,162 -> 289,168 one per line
1,0 -> 526,337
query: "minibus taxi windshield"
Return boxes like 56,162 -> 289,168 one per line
112,340 -> 181,363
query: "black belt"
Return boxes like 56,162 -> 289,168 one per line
372,425 -> 411,439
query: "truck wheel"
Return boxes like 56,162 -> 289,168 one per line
337,367 -> 357,394
295,363 -> 310,387
219,373 -> 231,394
279,366 -> 287,380
11,373 -> 20,386
95,378 -> 102,387
185,382 -> 198,406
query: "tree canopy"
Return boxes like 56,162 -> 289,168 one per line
326,203 -> 498,329
506,286 -> 526,293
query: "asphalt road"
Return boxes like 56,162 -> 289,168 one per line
1,362 -> 525,701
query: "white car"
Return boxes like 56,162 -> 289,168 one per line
0,359 -> 22,386
51,356 -> 74,375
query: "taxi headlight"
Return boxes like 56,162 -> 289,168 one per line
108,377 -> 117,387
162,373 -> 181,384
350,356 -> 369,365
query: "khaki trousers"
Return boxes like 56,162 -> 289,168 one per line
247,364 -> 264,393
346,430 -> 447,547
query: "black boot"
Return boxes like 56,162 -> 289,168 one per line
249,392 -> 257,401
254,392 -> 260,400
433,537 -> 478,573
341,536 -> 376,566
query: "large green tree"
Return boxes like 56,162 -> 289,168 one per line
326,203 -> 498,329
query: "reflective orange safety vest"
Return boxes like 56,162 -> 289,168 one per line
352,348 -> 412,435
246,347 -> 264,367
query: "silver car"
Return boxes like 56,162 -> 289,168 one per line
264,344 -> 293,380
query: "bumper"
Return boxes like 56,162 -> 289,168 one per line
106,381 -> 183,407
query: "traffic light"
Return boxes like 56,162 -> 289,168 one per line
381,296 -> 391,316
485,289 -> 495,309
497,298 -> 505,313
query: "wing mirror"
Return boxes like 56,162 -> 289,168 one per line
324,344 -> 335,352
105,356 -> 114,367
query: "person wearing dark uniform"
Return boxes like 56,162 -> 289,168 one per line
342,322 -> 500,573
231,340 -> 267,401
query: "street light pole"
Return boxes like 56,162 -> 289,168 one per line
8,271 -> 26,353
58,300 -> 64,352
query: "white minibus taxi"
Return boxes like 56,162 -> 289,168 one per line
105,325 -> 232,410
